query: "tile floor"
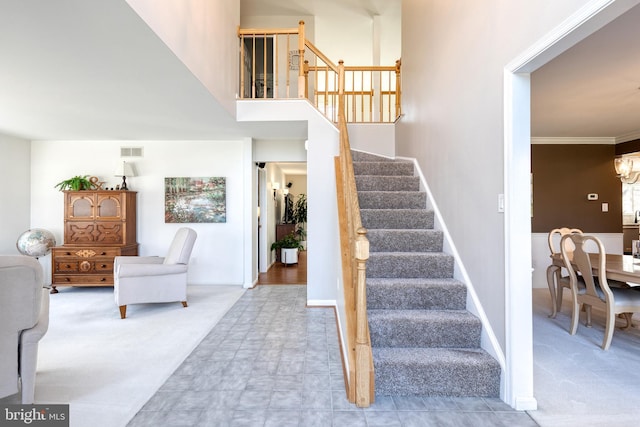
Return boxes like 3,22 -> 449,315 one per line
128,285 -> 538,427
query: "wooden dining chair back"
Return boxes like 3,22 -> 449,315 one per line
561,233 -> 640,350
546,227 -> 582,318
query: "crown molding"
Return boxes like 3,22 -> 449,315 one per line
530,137 -> 616,145
615,130 -> 640,144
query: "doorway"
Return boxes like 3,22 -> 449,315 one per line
242,36 -> 274,99
256,161 -> 307,285
505,0 -> 640,410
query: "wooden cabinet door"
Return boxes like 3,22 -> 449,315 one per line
96,194 -> 122,219
67,193 -> 96,219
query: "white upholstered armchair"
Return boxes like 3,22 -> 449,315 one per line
114,227 -> 197,319
0,255 -> 50,404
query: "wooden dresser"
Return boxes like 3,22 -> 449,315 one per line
51,190 -> 138,292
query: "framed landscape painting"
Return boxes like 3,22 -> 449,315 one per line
164,177 -> 226,223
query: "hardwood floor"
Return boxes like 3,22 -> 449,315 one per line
257,250 -> 307,285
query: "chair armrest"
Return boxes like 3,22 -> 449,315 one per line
114,256 -> 164,269
116,263 -> 187,278
21,289 -> 50,345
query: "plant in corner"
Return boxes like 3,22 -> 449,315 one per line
292,193 -> 307,248
270,231 -> 303,251
54,175 -> 93,191
271,231 -> 303,265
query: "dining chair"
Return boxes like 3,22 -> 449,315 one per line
546,227 -> 583,318
560,233 -> 640,350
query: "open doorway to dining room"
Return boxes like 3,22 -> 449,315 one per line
505,0 -> 640,413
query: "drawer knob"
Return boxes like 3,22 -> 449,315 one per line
80,261 -> 91,272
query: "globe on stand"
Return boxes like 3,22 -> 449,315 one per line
16,228 -> 57,258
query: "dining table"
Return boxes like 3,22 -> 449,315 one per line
550,252 -> 640,284
547,252 -> 640,319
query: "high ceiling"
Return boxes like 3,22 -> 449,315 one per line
531,3 -> 640,141
0,1 -> 637,143
0,1 -> 307,141
241,0 -> 396,17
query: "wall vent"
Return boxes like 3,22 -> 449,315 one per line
120,147 -> 143,157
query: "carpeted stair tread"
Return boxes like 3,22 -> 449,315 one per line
358,191 -> 426,209
367,252 -> 454,278
367,229 -> 443,252
355,175 -> 421,192
353,161 -> 414,176
367,278 -> 466,310
369,309 -> 481,348
351,151 -> 397,162
373,347 -> 501,397
361,209 -> 434,230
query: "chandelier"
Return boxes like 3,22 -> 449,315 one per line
614,157 -> 640,184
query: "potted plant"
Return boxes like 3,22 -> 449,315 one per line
54,175 -> 93,191
271,231 -> 303,264
292,193 -> 307,250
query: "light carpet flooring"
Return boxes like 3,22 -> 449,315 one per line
530,288 -> 640,427
0,284 -> 245,427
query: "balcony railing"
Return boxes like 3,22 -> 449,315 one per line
237,21 -> 401,123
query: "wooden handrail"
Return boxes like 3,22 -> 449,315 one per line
237,20 -> 401,123
334,61 -> 374,407
304,40 -> 339,72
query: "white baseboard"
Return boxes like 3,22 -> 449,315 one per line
307,299 -> 336,307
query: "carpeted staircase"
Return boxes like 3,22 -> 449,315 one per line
353,150 -> 501,397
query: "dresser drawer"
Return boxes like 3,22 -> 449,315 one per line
52,274 -> 113,286
54,260 -> 79,273
53,247 -> 121,259
65,221 -> 123,245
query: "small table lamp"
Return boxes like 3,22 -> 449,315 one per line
114,161 -> 136,190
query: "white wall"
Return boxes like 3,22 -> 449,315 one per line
126,0 -> 239,115
30,139 -> 253,286
348,123 -> 395,158
315,3 -> 401,66
237,100 -> 341,304
0,133 -> 31,254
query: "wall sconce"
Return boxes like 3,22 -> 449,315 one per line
615,157 -> 640,184
114,161 -> 136,190
272,182 -> 280,199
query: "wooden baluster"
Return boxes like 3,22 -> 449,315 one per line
263,34 -> 267,98
304,60 -> 309,100
274,33 -> 279,99
286,35 -> 290,98
298,20 -> 306,98
395,59 -> 402,119
252,36 -> 256,99
239,34 -> 245,99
